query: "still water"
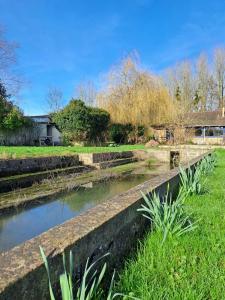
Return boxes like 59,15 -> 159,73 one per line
0,172 -> 159,253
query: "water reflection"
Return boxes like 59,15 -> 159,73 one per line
0,172 -> 157,253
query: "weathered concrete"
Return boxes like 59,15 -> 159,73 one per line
94,157 -> 138,169
0,160 -> 147,212
0,165 -> 91,193
79,151 -> 134,165
0,152 -> 210,300
192,136 -> 224,145
0,155 -> 80,177
146,145 -> 210,163
0,151 -> 138,191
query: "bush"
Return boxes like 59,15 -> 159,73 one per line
0,81 -> 29,131
52,99 -> 110,143
3,107 -> 30,130
109,123 -> 133,144
88,107 -> 110,142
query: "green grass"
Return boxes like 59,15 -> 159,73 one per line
0,145 -> 145,159
116,149 -> 225,299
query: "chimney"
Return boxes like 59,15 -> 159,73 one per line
222,107 -> 225,118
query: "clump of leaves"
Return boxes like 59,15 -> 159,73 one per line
179,153 -> 216,197
198,153 -> 217,176
138,188 -> 197,244
179,166 -> 203,196
40,247 -> 139,300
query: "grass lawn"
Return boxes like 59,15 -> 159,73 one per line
0,145 -> 145,159
116,149 -> 225,299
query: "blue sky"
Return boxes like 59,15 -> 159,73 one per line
0,0 -> 225,115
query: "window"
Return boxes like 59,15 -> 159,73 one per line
195,128 -> 203,137
205,127 -> 223,137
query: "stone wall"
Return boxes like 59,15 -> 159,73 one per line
0,153 -> 209,300
0,155 -> 80,177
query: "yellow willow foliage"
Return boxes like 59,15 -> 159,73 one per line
97,57 -> 177,127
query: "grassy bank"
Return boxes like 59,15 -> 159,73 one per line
116,149 -> 225,299
0,145 -> 145,159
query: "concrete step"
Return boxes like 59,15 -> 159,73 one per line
93,157 -> 138,169
79,151 -> 134,165
0,165 -> 92,193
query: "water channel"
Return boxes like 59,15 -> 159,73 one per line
0,163 -> 170,253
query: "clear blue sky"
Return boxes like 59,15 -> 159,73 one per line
0,0 -> 225,115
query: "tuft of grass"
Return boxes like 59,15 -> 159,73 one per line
198,152 -> 217,176
138,188 -> 197,243
179,166 -> 203,196
179,153 -> 216,197
40,247 -> 139,300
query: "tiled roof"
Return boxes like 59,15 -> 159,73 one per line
185,110 -> 225,126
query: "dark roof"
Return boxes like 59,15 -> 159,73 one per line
27,115 -> 50,118
185,110 -> 225,127
26,115 -> 52,124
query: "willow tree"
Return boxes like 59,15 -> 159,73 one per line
97,56 -> 175,137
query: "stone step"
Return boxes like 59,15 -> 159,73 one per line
0,165 -> 92,193
93,157 -> 138,169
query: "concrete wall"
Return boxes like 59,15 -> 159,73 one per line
0,153 -> 208,300
146,149 -> 170,162
192,137 -> 224,145
52,126 -> 61,144
153,128 -> 166,142
0,155 -> 80,177
79,151 -> 134,165
39,124 -> 61,144
146,146 -> 210,163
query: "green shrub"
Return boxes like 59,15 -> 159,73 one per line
138,188 -> 197,243
88,107 -> 110,142
109,123 -> 133,144
0,80 -> 29,131
52,99 -> 110,144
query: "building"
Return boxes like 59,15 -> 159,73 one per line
185,109 -> 225,145
153,108 -> 225,145
0,115 -> 61,146
29,115 -> 61,145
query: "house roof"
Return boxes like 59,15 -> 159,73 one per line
185,110 -> 225,127
27,115 -> 52,124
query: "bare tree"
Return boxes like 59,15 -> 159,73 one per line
0,27 -> 17,70
0,26 -> 22,96
177,61 -> 195,110
214,47 -> 225,108
195,53 -> 210,111
75,80 -> 97,106
46,87 -> 64,113
164,67 -> 179,99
